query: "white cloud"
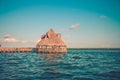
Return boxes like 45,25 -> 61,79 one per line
4,38 -> 19,42
20,40 -> 38,43
0,33 -> 39,47
70,23 -> 79,29
4,33 -> 11,38
100,15 -> 107,19
0,37 -> 37,43
0,33 -> 38,43
1,33 -> 19,42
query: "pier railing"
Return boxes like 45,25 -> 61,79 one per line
0,48 -> 35,53
0,47 -> 67,53
36,47 -> 67,53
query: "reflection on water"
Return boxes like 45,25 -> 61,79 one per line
37,53 -> 67,80
38,53 -> 66,59
38,53 -> 66,62
0,49 -> 120,80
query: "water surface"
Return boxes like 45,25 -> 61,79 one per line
0,49 -> 120,80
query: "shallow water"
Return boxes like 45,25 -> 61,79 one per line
0,49 -> 120,80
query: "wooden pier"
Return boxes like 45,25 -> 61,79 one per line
0,48 -> 35,53
0,47 -> 67,53
36,46 -> 67,53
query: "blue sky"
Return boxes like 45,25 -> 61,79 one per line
0,0 -> 120,48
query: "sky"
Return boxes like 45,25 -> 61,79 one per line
0,0 -> 120,48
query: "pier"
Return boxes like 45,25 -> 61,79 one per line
0,47 -> 67,53
0,48 -> 36,53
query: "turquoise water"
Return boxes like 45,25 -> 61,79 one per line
0,49 -> 120,80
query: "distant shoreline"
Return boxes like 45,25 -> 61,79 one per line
0,47 -> 120,49
0,47 -> 120,53
68,48 -> 120,50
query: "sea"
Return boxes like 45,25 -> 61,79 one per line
0,49 -> 120,80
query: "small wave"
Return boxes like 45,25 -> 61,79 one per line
72,56 -> 81,59
72,77 -> 93,80
98,71 -> 120,78
41,71 -> 73,79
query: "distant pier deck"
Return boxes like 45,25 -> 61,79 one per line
0,47 -> 67,53
0,48 -> 36,53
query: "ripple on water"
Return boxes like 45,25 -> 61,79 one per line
72,56 -> 81,59
72,77 -> 93,80
0,49 -> 120,80
40,71 -> 73,79
98,71 -> 120,79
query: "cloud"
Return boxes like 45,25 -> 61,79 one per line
0,33 -> 38,43
4,33 -> 11,38
1,33 -> 19,42
100,15 -> 107,19
70,23 -> 79,29
0,37 -> 37,43
4,38 -> 19,42
20,40 -> 38,43
0,33 -> 39,47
